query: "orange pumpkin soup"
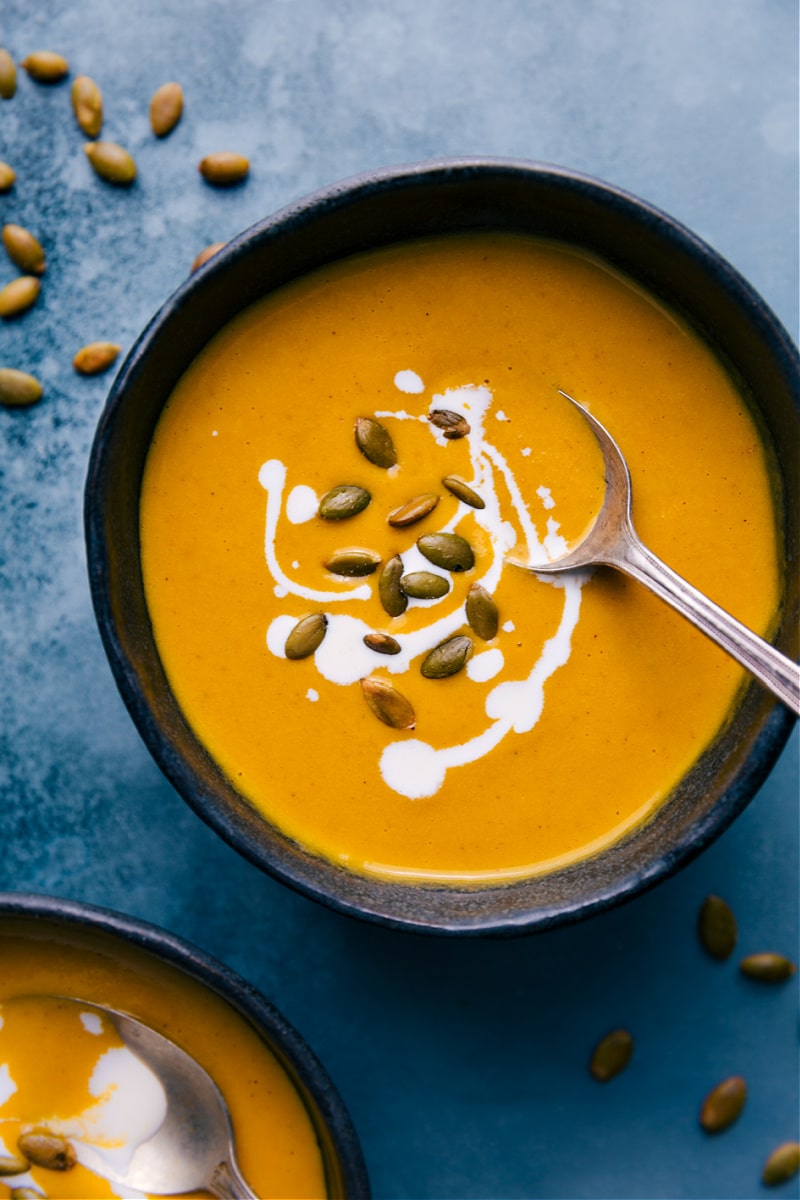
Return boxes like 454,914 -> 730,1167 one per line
139,233 -> 781,884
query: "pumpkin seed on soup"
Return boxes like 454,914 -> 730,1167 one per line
0,49 -> 17,99
354,415 -> 397,468
429,408 -> 470,439
442,475 -> 485,509
589,1029 -> 633,1082
0,1151 -> 29,1176
364,632 -> 402,655
0,367 -> 43,408
0,276 -> 40,319
71,74 -> 103,137
150,81 -> 183,136
84,141 -> 137,185
420,634 -> 473,679
318,484 -> 371,520
697,894 -> 737,960
417,531 -> 475,572
378,554 -> 407,616
699,1076 -> 747,1133
19,51 -> 69,83
387,492 -> 439,528
739,952 -> 796,982
465,583 -> 498,640
360,677 -> 415,729
763,1142 -> 800,1187
285,612 -> 327,660
17,1129 -> 76,1171
2,224 -> 45,274
11,1189 -> 43,1200
400,571 -> 449,600
324,548 -> 381,577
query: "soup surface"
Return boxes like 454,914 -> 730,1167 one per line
0,921 -> 327,1199
140,233 -> 781,883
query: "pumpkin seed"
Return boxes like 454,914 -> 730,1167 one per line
0,275 -> 40,319
73,341 -> 121,376
360,677 -> 415,729
71,74 -> 103,137
421,634 -> 473,679
400,571 -> 450,600
0,367 -> 43,407
2,223 -> 46,275
739,952 -> 796,983
198,152 -> 250,186
285,612 -> 327,660
378,554 -> 408,617
84,140 -> 137,185
0,1151 -> 29,1176
763,1141 -> 800,1187
364,632 -> 402,655
417,531 -> 475,572
191,241 -> 226,272
19,51 -> 69,83
324,548 -> 381,577
0,49 -> 17,99
699,1075 -> 747,1133
150,81 -> 183,137
697,894 -> 737,960
17,1130 -> 76,1171
388,492 -> 439,528
589,1029 -> 633,1082
11,1188 -> 43,1199
0,161 -> 15,193
465,583 -> 499,640
442,475 -> 485,509
318,483 -> 371,520
354,415 -> 397,468
429,408 -> 470,439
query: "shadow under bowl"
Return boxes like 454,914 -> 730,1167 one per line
85,157 -> 799,936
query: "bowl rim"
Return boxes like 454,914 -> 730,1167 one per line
84,155 -> 799,937
0,890 -> 371,1199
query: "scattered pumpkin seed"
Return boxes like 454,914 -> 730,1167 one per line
71,74 -> 103,136
699,1075 -> 747,1133
324,548 -> 382,577
360,677 -> 415,729
318,483 -> 371,520
0,161 -> 15,192
0,1151 -> 29,1176
429,408 -> 470,439
589,1029 -> 633,1082
465,583 -> 499,640
420,634 -> 473,679
400,571 -> 450,600
697,894 -> 737,960
739,952 -> 796,983
19,51 -> 69,83
73,341 -> 121,376
84,140 -> 137,185
0,367 -> 43,407
378,554 -> 407,617
354,415 -> 397,468
198,152 -> 250,186
17,1130 -> 76,1171
150,81 -> 183,137
388,492 -> 439,528
442,475 -> 485,509
417,531 -> 475,573
0,275 -> 40,319
0,49 -> 17,99
364,632 -> 402,655
2,223 -> 46,274
763,1141 -> 800,1187
284,612 -> 327,660
191,241 -> 226,272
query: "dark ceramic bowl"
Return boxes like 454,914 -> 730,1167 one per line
85,158 -> 799,936
0,892 -> 369,1198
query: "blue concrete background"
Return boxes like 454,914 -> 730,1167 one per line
0,2 -> 797,1197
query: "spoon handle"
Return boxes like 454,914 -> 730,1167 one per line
208,1159 -> 259,1200
613,533 -> 800,716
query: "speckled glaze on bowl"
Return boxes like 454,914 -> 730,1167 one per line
85,158 -> 799,936
0,892 -> 370,1198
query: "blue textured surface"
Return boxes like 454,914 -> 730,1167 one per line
1,3 -> 797,1198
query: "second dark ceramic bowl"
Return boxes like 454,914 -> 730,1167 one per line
85,158 -> 799,936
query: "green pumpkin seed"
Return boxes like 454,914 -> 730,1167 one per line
364,632 -> 402,655
2,223 -> 46,274
73,341 -> 121,376
429,408 -> 470,439
319,484 -> 371,520
420,634 -> 473,679
763,1141 -> 800,1187
589,1029 -> 633,1082
0,1151 -> 29,1176
0,49 -> 17,99
191,241 -> 226,273
19,51 -> 69,83
417,531 -> 475,573
400,571 -> 450,600
465,583 -> 499,640
442,475 -> 485,509
324,548 -> 381,577
699,1075 -> 746,1133
71,74 -> 103,137
354,416 -> 397,468
0,367 -> 43,407
198,152 -> 250,186
11,1188 -> 43,1199
378,554 -> 407,617
17,1130 -> 76,1171
0,275 -> 40,319
697,894 -> 737,960
285,612 -> 327,659
150,81 -> 183,137
387,492 -> 439,528
0,161 -> 15,193
84,140 -> 137,185
739,952 -> 796,983
360,677 -> 415,729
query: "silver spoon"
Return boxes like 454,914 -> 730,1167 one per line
67,999 -> 258,1199
510,391 -> 799,716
